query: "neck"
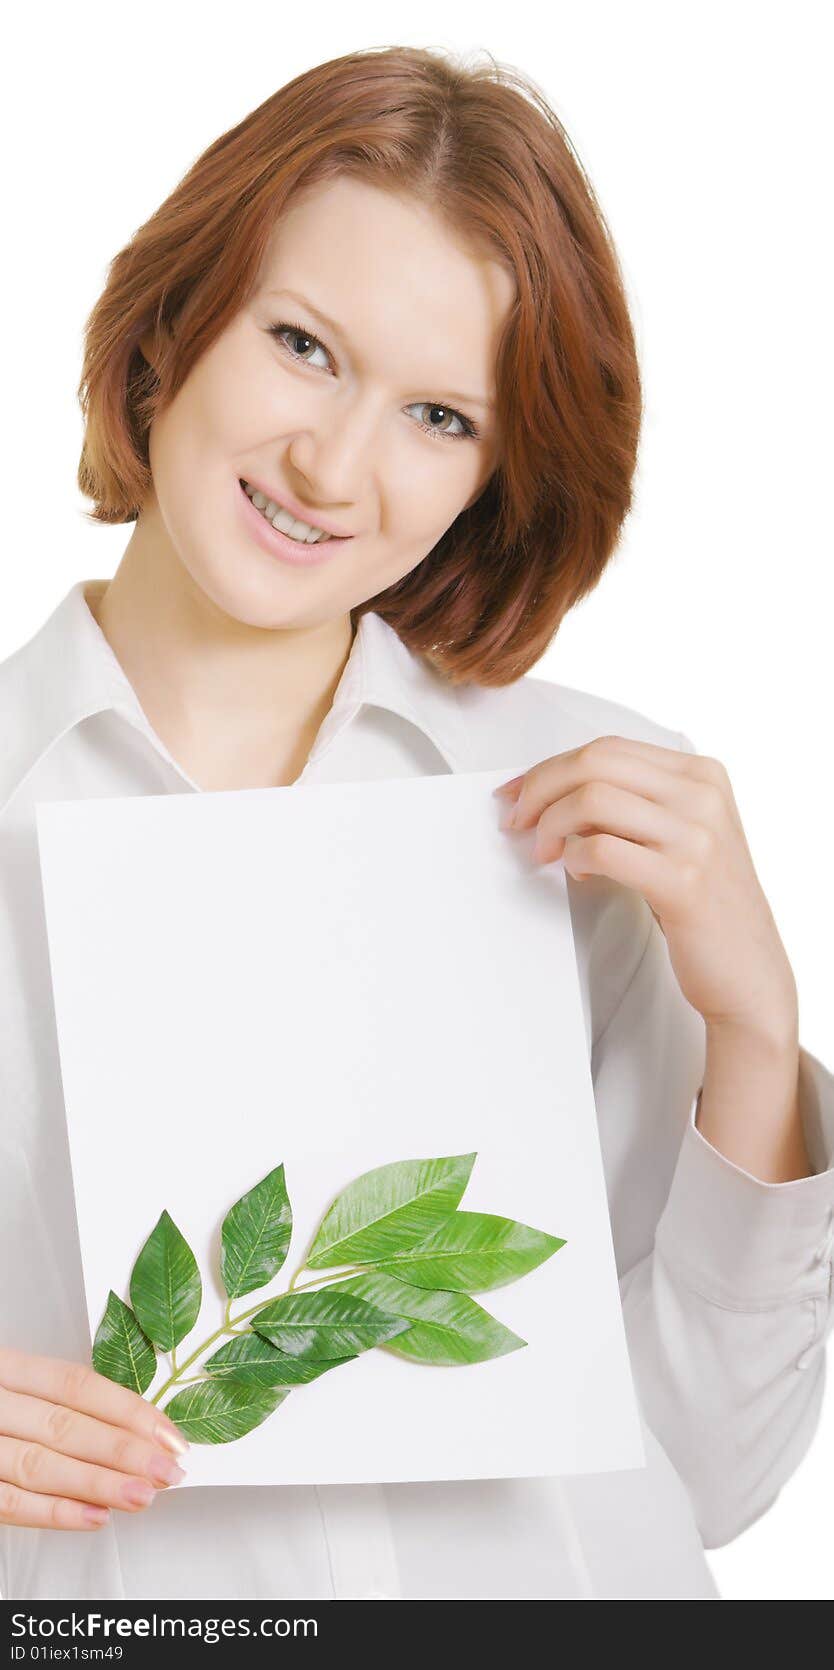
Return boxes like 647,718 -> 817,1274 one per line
88,506 -> 355,792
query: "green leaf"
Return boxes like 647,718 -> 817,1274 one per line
250,1289 -> 412,1360
161,1377 -> 287,1444
92,1290 -> 157,1394
129,1209 -> 202,1351
372,1211 -> 566,1291
326,1270 -> 527,1365
204,1332 -> 354,1385
305,1153 -> 477,1269
220,1164 -> 293,1300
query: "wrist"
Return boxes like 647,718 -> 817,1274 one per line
705,997 -> 799,1059
698,1022 -> 809,1183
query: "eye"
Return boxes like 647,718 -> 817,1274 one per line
405,403 -> 478,442
267,321 -> 481,444
270,321 -> 330,372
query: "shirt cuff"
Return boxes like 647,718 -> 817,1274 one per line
654,1044 -> 834,1308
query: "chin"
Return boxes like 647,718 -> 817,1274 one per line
187,563 -> 330,633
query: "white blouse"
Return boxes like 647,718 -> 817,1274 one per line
1,578 -> 833,1602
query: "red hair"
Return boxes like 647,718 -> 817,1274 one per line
77,44 -> 642,685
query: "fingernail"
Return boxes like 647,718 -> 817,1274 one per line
123,1478 -> 156,1508
493,777 -> 524,798
156,1422 -> 190,1456
83,1505 -> 110,1526
148,1451 -> 187,1487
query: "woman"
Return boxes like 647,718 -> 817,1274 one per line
1,44 -> 832,1602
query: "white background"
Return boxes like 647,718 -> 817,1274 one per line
1,0 -> 830,1598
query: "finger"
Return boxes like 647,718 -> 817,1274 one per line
509,741 -> 719,833
585,736 -> 706,768
607,739 -> 737,817
0,1480 -> 111,1532
572,735 -> 717,772
0,1385 -> 187,1490
493,772 -> 527,797
531,782 -> 688,861
0,1434 -> 158,1515
558,830 -> 681,916
497,736 -> 698,798
0,1349 -> 188,1458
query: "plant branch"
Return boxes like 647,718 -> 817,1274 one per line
148,1266 -> 368,1405
285,1266 -> 368,1295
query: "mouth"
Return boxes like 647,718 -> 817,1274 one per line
237,478 -> 351,568
239,478 -> 352,543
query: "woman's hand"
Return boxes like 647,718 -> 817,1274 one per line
0,1348 -> 189,1532
494,736 -> 799,1042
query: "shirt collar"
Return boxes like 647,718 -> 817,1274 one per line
2,579 -> 472,809
307,600 -> 471,773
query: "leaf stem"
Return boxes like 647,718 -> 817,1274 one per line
286,1266 -> 368,1294
148,1266 -> 368,1405
150,1317 -> 234,1404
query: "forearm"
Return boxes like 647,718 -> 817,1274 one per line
696,1017 -> 812,1183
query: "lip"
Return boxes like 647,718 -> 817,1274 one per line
239,476 -> 353,540
236,478 -> 348,567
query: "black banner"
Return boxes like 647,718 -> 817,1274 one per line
1,1600 -> 555,1660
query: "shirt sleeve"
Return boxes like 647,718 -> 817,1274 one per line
603,729 -> 834,1549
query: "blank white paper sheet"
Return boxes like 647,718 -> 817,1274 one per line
35,766 -> 645,1488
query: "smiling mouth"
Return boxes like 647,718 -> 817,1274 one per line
238,479 -> 350,544
237,479 -> 351,569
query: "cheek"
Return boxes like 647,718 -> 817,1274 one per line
386,452 -> 478,535
361,479 -> 472,590
190,340 -> 287,453
150,380 -> 229,509
211,378 -> 280,450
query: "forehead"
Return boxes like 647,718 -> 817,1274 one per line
256,177 -> 515,394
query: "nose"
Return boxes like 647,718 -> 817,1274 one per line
287,394 -> 385,511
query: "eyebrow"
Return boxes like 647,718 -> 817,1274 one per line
265,287 -> 496,412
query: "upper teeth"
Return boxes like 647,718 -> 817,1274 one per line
243,482 -> 333,543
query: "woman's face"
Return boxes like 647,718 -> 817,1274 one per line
140,176 -> 516,631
